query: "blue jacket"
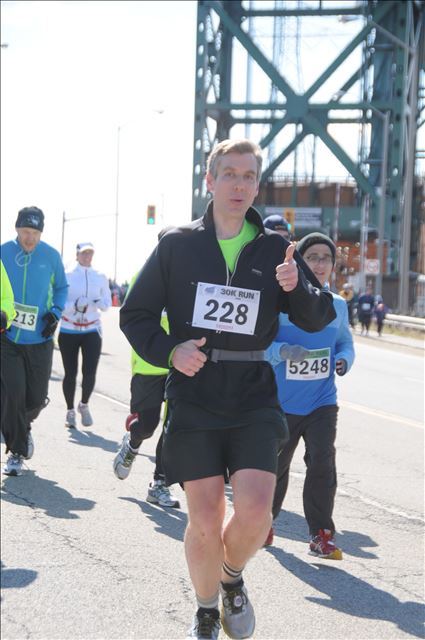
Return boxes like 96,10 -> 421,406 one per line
265,292 -> 355,415
1,238 -> 68,344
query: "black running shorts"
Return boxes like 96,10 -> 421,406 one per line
161,399 -> 288,486
130,374 -> 167,413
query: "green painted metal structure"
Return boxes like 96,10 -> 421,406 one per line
192,0 -> 424,311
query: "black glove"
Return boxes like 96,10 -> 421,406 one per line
0,310 -> 7,332
41,311 -> 59,338
335,358 -> 348,376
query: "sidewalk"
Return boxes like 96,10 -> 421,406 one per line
352,328 -> 424,351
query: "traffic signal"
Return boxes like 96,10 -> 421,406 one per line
147,205 -> 156,225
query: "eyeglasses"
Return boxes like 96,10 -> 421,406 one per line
304,254 -> 334,265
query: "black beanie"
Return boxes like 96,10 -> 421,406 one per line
15,206 -> 45,232
296,232 -> 336,264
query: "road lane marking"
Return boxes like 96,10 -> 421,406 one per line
338,489 -> 425,524
94,391 -> 128,408
291,471 -> 424,523
92,390 -> 424,430
339,400 -> 423,429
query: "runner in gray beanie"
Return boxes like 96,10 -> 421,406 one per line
296,232 -> 336,264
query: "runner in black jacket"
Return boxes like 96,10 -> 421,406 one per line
119,139 -> 336,640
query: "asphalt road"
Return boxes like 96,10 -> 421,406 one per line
1,309 -> 424,640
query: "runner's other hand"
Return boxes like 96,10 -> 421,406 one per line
0,310 -> 7,332
276,243 -> 298,292
172,337 -> 207,377
41,311 -> 59,338
279,343 -> 310,362
335,358 -> 347,376
75,296 -> 89,313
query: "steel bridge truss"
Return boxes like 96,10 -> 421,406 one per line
192,0 -> 424,311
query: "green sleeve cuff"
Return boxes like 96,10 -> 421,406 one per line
168,346 -> 177,368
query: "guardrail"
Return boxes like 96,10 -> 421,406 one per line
385,314 -> 425,332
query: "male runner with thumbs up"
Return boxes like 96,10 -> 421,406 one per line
120,139 -> 336,640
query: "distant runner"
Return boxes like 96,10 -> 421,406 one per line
58,241 -> 111,429
1,207 -> 68,476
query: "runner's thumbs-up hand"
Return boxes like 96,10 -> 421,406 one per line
172,336 -> 208,377
276,243 -> 298,292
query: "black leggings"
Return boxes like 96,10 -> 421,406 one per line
58,331 -> 102,409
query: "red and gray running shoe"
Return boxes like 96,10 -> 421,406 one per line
309,529 -> 342,560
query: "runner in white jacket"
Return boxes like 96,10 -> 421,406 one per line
58,242 -> 112,428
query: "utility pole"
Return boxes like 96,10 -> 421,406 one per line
113,126 -> 121,284
61,211 -> 66,257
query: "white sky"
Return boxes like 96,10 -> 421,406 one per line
1,0 -> 197,282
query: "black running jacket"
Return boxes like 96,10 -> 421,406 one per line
120,204 -> 336,413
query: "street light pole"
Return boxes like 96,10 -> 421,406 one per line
113,125 -> 121,284
61,211 -> 66,257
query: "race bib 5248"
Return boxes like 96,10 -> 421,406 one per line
286,347 -> 331,381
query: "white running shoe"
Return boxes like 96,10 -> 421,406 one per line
113,433 -> 139,480
146,480 -> 180,508
3,454 -> 24,476
65,409 -> 77,429
78,402 -> 93,427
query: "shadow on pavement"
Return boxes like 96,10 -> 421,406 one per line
1,561 -> 37,590
67,428 -> 119,453
119,496 -> 187,541
1,471 -> 95,519
273,510 -> 379,559
268,546 -> 424,638
136,450 -> 156,465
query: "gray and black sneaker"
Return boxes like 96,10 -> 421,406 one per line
78,402 -> 93,427
220,579 -> 255,639
113,433 -> 139,480
186,608 -> 221,640
146,480 -> 180,508
25,431 -> 34,460
3,454 -> 24,476
65,409 -> 77,429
